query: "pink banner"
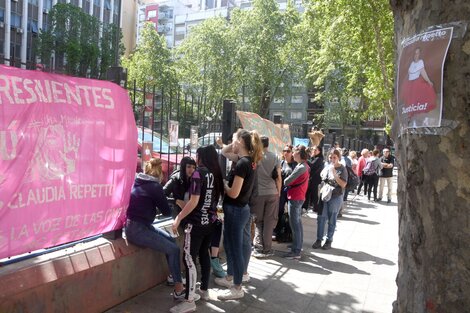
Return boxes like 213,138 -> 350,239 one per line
0,65 -> 137,259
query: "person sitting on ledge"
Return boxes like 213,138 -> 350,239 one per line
124,158 -> 187,301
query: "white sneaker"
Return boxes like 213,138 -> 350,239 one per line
242,273 -> 250,283
173,289 -> 201,302
169,300 -> 196,313
217,287 -> 244,300
198,288 -> 210,301
214,276 -> 233,288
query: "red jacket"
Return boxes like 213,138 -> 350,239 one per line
357,156 -> 366,177
286,162 -> 310,201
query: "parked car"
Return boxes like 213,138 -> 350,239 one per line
198,132 -> 222,147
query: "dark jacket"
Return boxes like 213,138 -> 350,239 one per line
163,170 -> 188,201
308,155 -> 324,185
126,173 -> 171,225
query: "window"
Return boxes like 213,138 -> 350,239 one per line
0,9 -> 4,22
105,0 -> 111,10
274,97 -> 285,104
290,112 -> 302,120
28,20 -> 38,33
28,0 -> 39,6
44,0 -> 53,11
147,10 -> 157,18
11,13 -> 21,28
291,96 -> 303,104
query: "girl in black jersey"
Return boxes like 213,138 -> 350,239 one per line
170,145 -> 223,313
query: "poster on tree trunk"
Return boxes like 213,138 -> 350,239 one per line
396,27 -> 453,130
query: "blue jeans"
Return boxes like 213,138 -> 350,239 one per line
223,203 -> 250,285
125,219 -> 182,283
288,200 -> 304,254
317,195 -> 343,242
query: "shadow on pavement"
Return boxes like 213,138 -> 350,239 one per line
306,254 -> 371,275
338,216 -> 380,225
312,248 -> 396,266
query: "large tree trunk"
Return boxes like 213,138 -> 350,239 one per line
390,1 -> 470,312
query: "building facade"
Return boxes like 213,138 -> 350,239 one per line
0,0 -> 122,68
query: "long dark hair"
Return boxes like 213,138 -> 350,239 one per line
179,156 -> 196,183
196,145 -> 224,202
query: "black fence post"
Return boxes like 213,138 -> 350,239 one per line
222,100 -> 236,143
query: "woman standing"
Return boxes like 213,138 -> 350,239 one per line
170,146 -> 223,313
215,129 -> 262,300
125,158 -> 186,301
283,145 -> 310,259
312,149 -> 348,250
274,144 -> 297,239
309,146 -> 324,213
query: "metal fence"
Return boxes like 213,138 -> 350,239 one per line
127,81 -> 224,182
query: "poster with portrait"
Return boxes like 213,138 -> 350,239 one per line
142,142 -> 153,162
169,120 -> 179,147
397,27 -> 453,130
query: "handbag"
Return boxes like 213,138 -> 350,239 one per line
319,182 -> 335,202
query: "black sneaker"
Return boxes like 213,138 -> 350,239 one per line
312,240 -> 322,249
387,199 -> 391,203
322,240 -> 332,250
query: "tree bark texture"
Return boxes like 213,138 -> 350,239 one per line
390,1 -> 470,312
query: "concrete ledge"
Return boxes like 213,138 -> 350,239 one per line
0,235 -> 171,313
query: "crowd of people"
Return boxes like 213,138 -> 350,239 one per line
124,130 -> 395,313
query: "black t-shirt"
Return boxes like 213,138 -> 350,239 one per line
184,166 -> 217,226
380,155 -> 395,177
224,156 -> 255,207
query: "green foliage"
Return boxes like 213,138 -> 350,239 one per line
122,23 -> 177,91
303,0 -> 394,126
175,17 -> 237,124
123,0 -> 394,130
36,3 -> 122,78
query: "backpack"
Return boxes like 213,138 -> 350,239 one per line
363,159 -> 378,176
276,212 -> 292,243
345,166 -> 359,191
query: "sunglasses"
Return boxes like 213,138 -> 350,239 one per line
283,150 -> 291,153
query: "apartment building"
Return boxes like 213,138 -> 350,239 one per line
0,0 -> 122,68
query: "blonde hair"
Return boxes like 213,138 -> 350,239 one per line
144,158 -> 163,180
349,151 -> 357,159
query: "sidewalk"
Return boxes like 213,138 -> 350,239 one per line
106,193 -> 398,313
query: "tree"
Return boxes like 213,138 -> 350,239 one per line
122,22 -> 177,91
230,0 -> 285,118
175,17 -> 237,126
36,3 -> 122,78
390,1 -> 470,312
303,0 -> 394,127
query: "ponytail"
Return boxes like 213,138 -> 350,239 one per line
249,130 -> 263,164
236,129 -> 263,164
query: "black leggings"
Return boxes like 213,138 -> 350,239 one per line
183,222 -> 215,299
210,220 -> 223,248
365,174 -> 379,200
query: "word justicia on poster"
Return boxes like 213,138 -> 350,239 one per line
0,65 -> 137,259
396,27 -> 453,131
